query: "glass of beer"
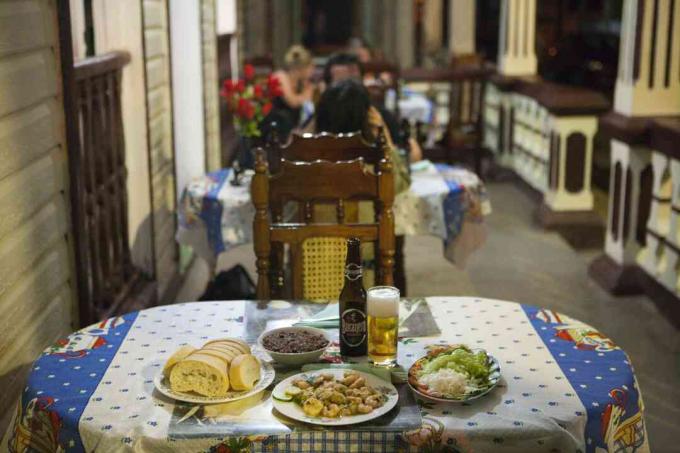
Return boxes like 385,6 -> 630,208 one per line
367,286 -> 400,367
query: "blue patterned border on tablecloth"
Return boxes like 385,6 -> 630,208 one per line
199,169 -> 231,255
435,164 -> 466,247
6,312 -> 138,453
522,305 -> 647,453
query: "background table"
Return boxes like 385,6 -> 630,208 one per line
177,161 -> 490,270
3,297 -> 648,453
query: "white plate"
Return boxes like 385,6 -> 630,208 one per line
271,368 -> 399,426
154,352 -> 275,404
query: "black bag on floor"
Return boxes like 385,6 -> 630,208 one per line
199,265 -> 256,301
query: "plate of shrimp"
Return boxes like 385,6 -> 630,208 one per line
271,369 -> 399,425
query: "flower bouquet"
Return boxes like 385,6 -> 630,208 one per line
221,64 -> 282,139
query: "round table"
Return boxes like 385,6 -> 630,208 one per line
3,297 -> 648,452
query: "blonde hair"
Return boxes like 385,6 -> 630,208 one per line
284,45 -> 312,70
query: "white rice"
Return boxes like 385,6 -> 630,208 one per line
419,368 -> 468,396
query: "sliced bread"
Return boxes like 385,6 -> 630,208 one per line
169,352 -> 230,397
229,354 -> 261,391
163,345 -> 197,378
204,338 -> 251,354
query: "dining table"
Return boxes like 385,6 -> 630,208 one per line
2,297 -> 648,453
177,161 -> 491,275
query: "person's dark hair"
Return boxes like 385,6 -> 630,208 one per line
316,79 -> 371,137
322,52 -> 363,86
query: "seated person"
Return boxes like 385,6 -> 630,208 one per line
264,45 -> 315,139
321,52 -> 422,163
315,79 -> 410,195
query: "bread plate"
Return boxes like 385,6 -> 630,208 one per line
271,368 -> 399,426
154,350 -> 275,404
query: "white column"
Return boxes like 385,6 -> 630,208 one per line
170,0 -> 206,198
394,0 -> 414,68
604,140 -> 651,265
449,0 -> 476,56
423,0 -> 443,56
498,0 -> 537,76
615,0 -> 680,116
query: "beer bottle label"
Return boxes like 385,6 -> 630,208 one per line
341,308 -> 366,347
344,263 -> 362,281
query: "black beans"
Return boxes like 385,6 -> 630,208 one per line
262,330 -> 329,353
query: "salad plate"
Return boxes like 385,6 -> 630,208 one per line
407,344 -> 501,403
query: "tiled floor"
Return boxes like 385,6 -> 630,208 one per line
177,181 -> 680,452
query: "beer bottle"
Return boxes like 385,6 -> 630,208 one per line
339,238 -> 367,356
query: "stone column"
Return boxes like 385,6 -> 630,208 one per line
394,0 -> 414,68
615,0 -> 680,116
591,0 -> 680,294
497,0 -> 537,76
449,0 -> 476,56
422,0 -> 443,64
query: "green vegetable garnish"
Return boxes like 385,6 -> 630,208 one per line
420,347 -> 491,382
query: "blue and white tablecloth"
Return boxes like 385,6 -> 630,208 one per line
2,297 -> 648,453
177,162 -> 490,268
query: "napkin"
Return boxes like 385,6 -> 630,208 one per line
293,300 -> 425,330
301,362 -> 407,384
293,303 -> 339,329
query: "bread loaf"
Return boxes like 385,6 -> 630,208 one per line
163,345 -> 196,378
204,338 -> 251,354
169,352 -> 230,397
229,354 -> 261,391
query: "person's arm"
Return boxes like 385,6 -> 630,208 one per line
408,137 -> 423,162
367,107 -> 411,194
276,71 -> 313,108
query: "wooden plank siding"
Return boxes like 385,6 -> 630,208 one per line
202,0 -> 221,171
142,0 -> 179,299
0,0 -> 76,430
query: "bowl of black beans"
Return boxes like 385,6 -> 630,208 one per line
258,326 -> 330,366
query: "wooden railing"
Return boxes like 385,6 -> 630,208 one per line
72,51 -> 156,325
401,64 -> 492,168
483,75 -> 610,222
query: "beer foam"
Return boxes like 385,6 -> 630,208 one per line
367,287 -> 399,317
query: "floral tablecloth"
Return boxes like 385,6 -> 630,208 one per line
3,297 -> 648,453
177,162 -> 490,268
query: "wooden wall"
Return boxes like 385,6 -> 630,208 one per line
202,0 -> 222,171
0,0 -> 76,430
142,0 -> 179,298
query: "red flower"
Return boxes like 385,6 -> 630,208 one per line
253,84 -> 263,99
244,64 -> 255,81
267,74 -> 282,98
245,102 -> 255,120
262,102 -> 273,116
236,79 -> 245,93
237,98 -> 249,117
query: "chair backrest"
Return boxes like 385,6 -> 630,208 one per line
251,150 -> 395,300
265,130 -> 387,174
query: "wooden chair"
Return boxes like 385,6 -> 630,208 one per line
264,128 -> 409,296
251,149 -> 396,300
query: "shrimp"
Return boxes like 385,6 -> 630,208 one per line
364,395 -> 382,408
349,377 -> 366,389
322,403 -> 341,418
294,379 -> 310,389
356,403 -> 373,414
342,373 -> 360,386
